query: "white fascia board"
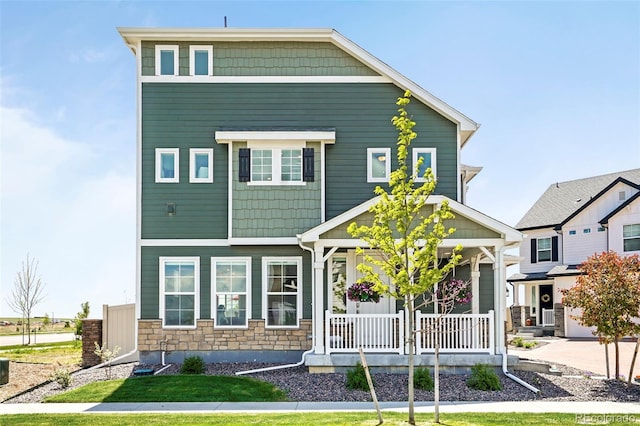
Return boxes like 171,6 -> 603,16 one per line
141,239 -> 230,247
215,130 -> 336,144
229,237 -> 299,245
140,76 -> 390,84
300,197 -> 380,243
117,27 -> 336,44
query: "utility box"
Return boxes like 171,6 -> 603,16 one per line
0,358 -> 8,385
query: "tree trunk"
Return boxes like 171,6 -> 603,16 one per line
407,295 -> 415,425
614,338 -> 620,380
434,340 -> 440,424
605,341 -> 610,379
627,337 -> 639,386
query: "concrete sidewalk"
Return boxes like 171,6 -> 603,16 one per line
1,401 -> 639,415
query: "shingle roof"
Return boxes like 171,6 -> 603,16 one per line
515,169 -> 640,230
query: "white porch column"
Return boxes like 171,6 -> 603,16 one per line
470,254 -> 481,314
493,246 -> 506,354
313,246 -> 325,354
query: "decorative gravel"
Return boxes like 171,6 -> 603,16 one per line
5,360 -> 640,404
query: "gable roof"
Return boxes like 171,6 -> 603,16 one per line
599,190 -> 640,225
515,169 -> 640,231
117,27 -> 479,146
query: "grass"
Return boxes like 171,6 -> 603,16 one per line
0,342 -> 81,366
44,375 -> 289,403
1,412 -> 637,425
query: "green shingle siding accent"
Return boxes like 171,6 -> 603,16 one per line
142,82 -> 458,239
446,215 -> 501,239
232,143 -> 321,238
141,246 -> 312,321
141,41 -> 379,77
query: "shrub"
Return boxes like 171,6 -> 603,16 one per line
466,363 -> 502,391
181,355 -> 205,374
414,368 -> 434,391
53,368 -> 72,388
346,362 -> 372,391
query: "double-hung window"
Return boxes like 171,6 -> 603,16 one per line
537,237 -> 552,262
155,45 -> 179,76
413,148 -> 437,182
263,257 -> 302,327
212,258 -> 250,327
189,45 -> 213,76
160,257 -> 199,328
189,148 -> 213,183
367,148 -> 390,182
156,148 -> 179,183
623,224 -> 640,252
246,141 -> 305,185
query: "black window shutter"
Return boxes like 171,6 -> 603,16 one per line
303,148 -> 314,182
530,239 -> 537,264
551,236 -> 559,262
239,148 -> 250,182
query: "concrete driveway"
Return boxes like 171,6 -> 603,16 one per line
510,337 -> 640,379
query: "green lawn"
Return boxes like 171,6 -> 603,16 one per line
44,375 -> 288,403
2,412 -> 638,426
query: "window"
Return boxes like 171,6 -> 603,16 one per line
597,227 -> 606,232
212,258 -> 250,327
583,228 -> 591,234
619,191 -> 627,201
242,144 -> 306,185
537,237 -> 552,262
367,148 -> 390,182
160,257 -> 199,328
189,45 -> 213,76
412,148 -> 437,181
623,224 -> 640,252
189,149 -> 213,183
263,257 -> 302,327
568,230 -> 577,236
155,148 -> 179,183
155,45 -> 179,76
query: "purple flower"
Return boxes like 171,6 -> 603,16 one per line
347,282 -> 381,303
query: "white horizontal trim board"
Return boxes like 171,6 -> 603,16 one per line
140,238 -> 299,246
216,130 -> 335,145
140,76 -> 391,84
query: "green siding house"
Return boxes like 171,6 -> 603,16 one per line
119,27 -> 522,370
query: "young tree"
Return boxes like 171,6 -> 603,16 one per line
348,91 -> 462,425
561,251 -> 640,380
74,301 -> 90,337
42,313 -> 51,330
5,254 -> 47,345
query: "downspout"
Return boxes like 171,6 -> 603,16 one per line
497,244 -> 539,393
236,237 -> 316,375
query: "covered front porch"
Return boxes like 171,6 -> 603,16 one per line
298,195 -> 523,371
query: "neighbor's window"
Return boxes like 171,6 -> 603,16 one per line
160,257 -> 199,328
189,45 -> 213,76
583,228 -> 591,234
623,224 -> 640,252
537,237 -> 552,262
155,148 -> 179,183
155,45 -> 179,76
264,257 -> 302,327
568,230 -> 577,236
212,258 -> 250,327
189,148 -> 213,183
413,148 -> 437,182
367,148 -> 391,183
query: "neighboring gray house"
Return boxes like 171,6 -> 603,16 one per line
509,169 -> 640,337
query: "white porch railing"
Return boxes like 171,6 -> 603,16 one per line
325,310 -> 404,354
416,310 -> 494,354
542,308 -> 555,327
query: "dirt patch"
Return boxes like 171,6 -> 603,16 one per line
0,361 -> 80,402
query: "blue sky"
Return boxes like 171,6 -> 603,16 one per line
1,1 -> 638,319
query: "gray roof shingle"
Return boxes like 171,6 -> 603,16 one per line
515,169 -> 640,230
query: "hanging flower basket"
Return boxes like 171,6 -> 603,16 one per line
347,282 -> 381,303
437,279 -> 472,304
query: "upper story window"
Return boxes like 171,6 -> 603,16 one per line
238,142 -> 313,185
583,228 -> 591,234
189,148 -> 213,183
156,148 -> 179,183
623,224 -> 640,252
263,257 -> 302,328
189,45 -> 213,76
568,230 -> 577,236
159,257 -> 199,328
155,45 -> 179,76
413,148 -> 437,182
367,148 -> 390,183
212,258 -> 250,327
530,236 -> 558,263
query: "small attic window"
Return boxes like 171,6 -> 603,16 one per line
619,191 -> 626,201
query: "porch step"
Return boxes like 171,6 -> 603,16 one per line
516,327 -> 543,337
513,360 -> 562,376
514,332 -> 537,339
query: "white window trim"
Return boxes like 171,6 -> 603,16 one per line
155,148 -> 180,183
247,141 -> 306,186
367,148 -> 391,183
623,224 -> 640,252
159,256 -> 200,329
262,256 -> 303,328
189,148 -> 213,183
537,237 -> 552,262
211,257 -> 251,329
155,45 -> 179,76
412,148 -> 437,182
189,45 -> 213,76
